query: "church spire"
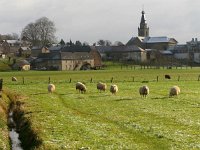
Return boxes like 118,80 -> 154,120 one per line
138,10 -> 149,37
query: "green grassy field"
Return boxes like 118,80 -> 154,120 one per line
1,68 -> 200,149
0,92 -> 11,149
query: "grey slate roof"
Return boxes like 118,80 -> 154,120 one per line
61,52 -> 93,60
61,45 -> 92,52
111,45 -> 144,52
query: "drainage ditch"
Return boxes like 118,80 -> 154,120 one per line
8,110 -> 23,150
7,95 -> 42,150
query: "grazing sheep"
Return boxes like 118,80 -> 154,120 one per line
110,84 -> 118,95
139,85 -> 149,97
97,82 -> 107,92
48,84 -> 55,93
169,86 -> 180,97
76,82 -> 87,93
12,77 -> 17,81
165,74 -> 171,79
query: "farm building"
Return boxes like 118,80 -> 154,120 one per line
18,46 -> 31,57
12,59 -> 30,71
32,45 -> 102,70
107,45 -> 147,62
0,39 -> 31,57
31,46 -> 50,57
95,45 -> 147,62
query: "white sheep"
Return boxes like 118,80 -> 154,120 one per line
139,85 -> 149,97
169,86 -> 180,97
48,84 -> 55,93
97,82 -> 107,92
76,82 -> 87,93
110,84 -> 118,95
12,77 -> 17,81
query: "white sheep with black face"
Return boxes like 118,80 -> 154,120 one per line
110,84 -> 118,95
139,85 -> 149,97
76,82 -> 87,93
169,86 -> 180,97
48,84 -> 55,93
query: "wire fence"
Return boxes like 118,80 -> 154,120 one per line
1,74 -> 200,87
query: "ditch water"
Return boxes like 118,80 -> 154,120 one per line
8,111 -> 23,150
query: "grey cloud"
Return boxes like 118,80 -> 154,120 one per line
0,0 -> 199,44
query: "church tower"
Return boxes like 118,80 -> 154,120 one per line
138,10 -> 149,37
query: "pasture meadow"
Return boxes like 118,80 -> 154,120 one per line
0,67 -> 200,149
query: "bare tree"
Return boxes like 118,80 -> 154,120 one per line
97,39 -> 106,46
11,33 -> 19,40
75,40 -> 82,46
83,41 -> 89,46
21,17 -> 56,46
97,39 -> 112,46
114,41 -> 124,46
105,40 -> 112,46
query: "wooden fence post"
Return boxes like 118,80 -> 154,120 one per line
69,78 -> 72,83
90,78 -> 93,83
0,79 -> 3,91
0,79 -> 2,97
178,75 -> 180,81
157,76 -> 159,82
22,77 -> 24,84
111,77 -> 113,83
198,75 -> 200,81
132,77 -> 134,82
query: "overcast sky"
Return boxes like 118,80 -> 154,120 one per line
0,0 -> 199,44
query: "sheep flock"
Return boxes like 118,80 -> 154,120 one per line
46,81 -> 180,98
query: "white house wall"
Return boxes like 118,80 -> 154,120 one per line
194,53 -> 200,63
61,59 -> 94,70
141,52 -> 147,62
174,53 -> 188,59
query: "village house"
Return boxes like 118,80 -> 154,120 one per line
107,45 -> 147,63
0,39 -> 31,57
12,59 -> 30,71
18,47 -> 31,57
172,38 -> 200,64
32,45 -> 102,70
31,46 -> 49,57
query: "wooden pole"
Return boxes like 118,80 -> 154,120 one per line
111,77 -> 113,83
178,75 -> 180,81
22,77 -> 24,84
0,79 -> 3,91
0,79 -> 2,97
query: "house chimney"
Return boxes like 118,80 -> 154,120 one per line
195,38 -> 198,42
192,38 -> 194,42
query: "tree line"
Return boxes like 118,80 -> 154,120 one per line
2,17 -> 124,47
